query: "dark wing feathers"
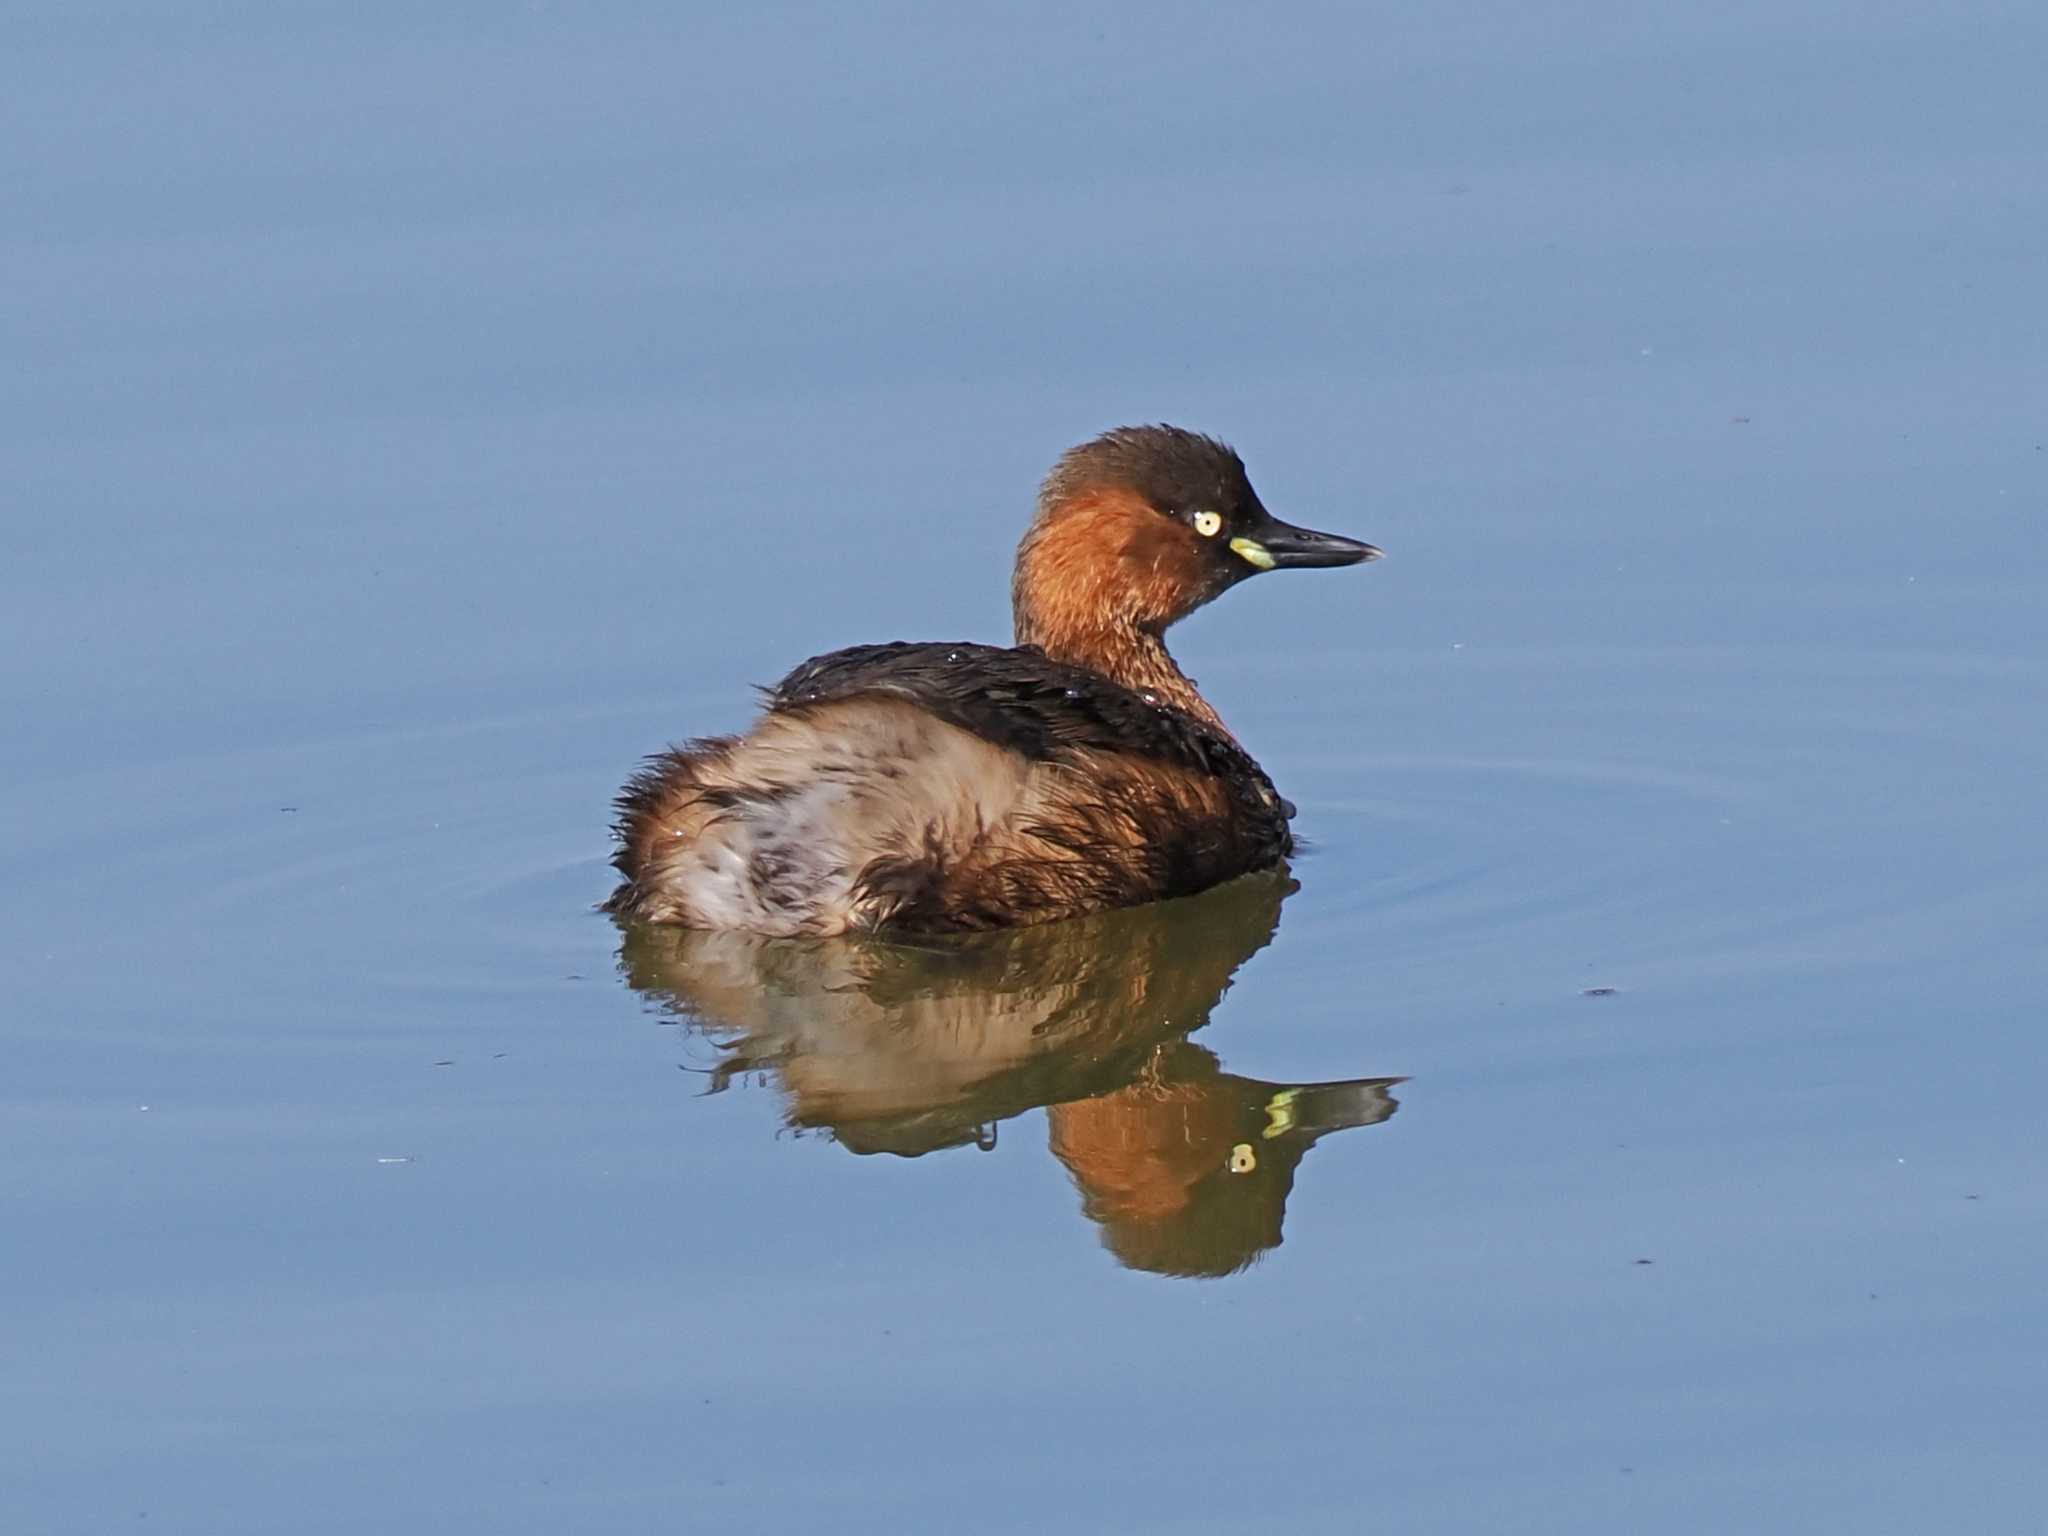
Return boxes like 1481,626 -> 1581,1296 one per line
770,641 -> 1238,773
768,642 -> 1291,861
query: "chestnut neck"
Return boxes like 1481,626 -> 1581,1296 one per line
1013,605 -> 1232,738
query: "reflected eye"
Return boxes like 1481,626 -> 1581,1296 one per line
1191,510 -> 1223,538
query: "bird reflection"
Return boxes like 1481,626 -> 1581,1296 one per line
614,870 -> 1404,1277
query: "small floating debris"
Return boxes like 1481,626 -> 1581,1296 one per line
376,1156 -> 416,1165
1582,986 -> 1619,997
1633,1258 -> 1654,1266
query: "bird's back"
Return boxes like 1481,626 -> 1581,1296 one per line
606,641 -> 1291,935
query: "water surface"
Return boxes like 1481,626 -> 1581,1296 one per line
6,4 -> 2046,1532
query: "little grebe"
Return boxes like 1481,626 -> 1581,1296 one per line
606,425 -> 1379,934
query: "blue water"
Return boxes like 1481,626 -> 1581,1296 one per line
6,4 -> 2046,1532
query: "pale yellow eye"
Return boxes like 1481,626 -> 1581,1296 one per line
1192,510 -> 1223,537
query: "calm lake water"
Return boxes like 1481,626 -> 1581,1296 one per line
7,4 -> 2046,1532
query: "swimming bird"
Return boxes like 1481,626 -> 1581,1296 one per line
607,425 -> 1379,934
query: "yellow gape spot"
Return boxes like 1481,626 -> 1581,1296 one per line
1193,510 -> 1223,537
1228,1143 -> 1258,1174
1229,536 -> 1275,570
1262,1089 -> 1299,1140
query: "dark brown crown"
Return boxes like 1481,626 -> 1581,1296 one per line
1039,424 -> 1267,523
